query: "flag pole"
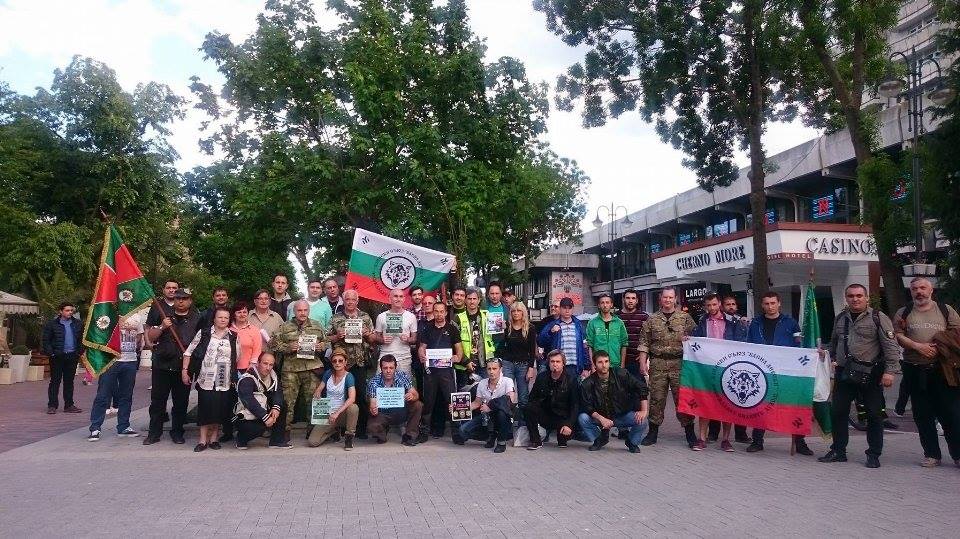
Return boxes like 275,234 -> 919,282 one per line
155,297 -> 186,353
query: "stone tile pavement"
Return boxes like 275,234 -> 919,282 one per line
0,392 -> 958,538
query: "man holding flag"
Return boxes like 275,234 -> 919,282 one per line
80,225 -> 157,439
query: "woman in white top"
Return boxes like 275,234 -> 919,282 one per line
452,359 -> 517,453
182,307 -> 237,452
307,349 -> 359,451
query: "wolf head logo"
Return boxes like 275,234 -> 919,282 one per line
726,369 -> 762,406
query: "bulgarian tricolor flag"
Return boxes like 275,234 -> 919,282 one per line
81,225 -> 154,376
344,228 -> 456,304
678,337 -> 818,435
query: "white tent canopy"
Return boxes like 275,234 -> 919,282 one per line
0,291 -> 39,315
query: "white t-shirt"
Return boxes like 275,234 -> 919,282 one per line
119,308 -> 148,362
375,310 -> 418,360
476,375 -> 515,403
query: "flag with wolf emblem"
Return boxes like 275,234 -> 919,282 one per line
344,229 -> 456,304
678,337 -> 818,435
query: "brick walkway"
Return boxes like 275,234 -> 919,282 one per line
0,382 -> 957,537
0,369 -> 152,453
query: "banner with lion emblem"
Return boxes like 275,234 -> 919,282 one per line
678,337 -> 818,435
344,228 -> 456,304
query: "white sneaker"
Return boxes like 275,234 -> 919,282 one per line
106,408 -> 118,416
88,430 -> 101,442
118,428 -> 139,438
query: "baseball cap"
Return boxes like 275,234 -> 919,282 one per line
558,297 -> 574,308
173,288 -> 193,299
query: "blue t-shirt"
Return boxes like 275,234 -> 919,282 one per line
60,318 -> 76,353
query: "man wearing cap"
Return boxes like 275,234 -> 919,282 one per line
144,287 -> 201,445
638,287 -> 697,447
538,297 -> 590,379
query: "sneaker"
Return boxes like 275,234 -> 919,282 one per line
401,435 -> 417,447
557,439 -> 568,449
236,443 -> 249,450
527,442 -> 543,451
493,442 -> 506,453
640,425 -> 658,446
118,428 -> 139,438
588,430 -> 610,451
46,407 -> 57,415
720,440 -> 735,452
745,442 -> 764,453
484,435 -> 496,449
626,441 -> 640,454
344,434 -> 354,451
88,430 -> 101,442
692,439 -> 705,451
142,436 -> 161,446
865,455 -> 880,468
268,441 -> 293,449
106,407 -> 118,416
64,405 -> 83,414
817,450 -> 847,463
920,457 -> 941,468
209,442 -> 222,450
684,426 -> 698,448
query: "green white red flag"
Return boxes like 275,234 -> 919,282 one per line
344,229 -> 455,304
81,225 -> 154,376
678,337 -> 818,435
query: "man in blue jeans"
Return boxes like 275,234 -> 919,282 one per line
88,315 -> 144,441
578,351 -> 650,453
42,302 -> 84,414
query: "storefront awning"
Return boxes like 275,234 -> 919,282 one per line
0,292 -> 39,315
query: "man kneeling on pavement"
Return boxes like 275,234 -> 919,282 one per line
233,352 -> 291,449
525,349 -> 579,450
578,350 -> 650,452
367,354 -> 423,446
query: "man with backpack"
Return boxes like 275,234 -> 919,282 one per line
817,284 -> 900,468
894,277 -> 960,468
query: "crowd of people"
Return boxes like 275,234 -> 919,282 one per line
42,273 -> 960,468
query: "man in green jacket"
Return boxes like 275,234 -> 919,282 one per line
586,293 -> 628,370
269,300 -> 328,439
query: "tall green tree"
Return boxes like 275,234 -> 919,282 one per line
535,0 -> 795,310
784,0 -> 908,312
921,0 -> 960,305
191,0 -> 587,283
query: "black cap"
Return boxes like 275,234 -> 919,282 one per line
558,297 -> 574,308
173,288 -> 193,299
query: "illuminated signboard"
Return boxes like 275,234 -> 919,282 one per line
678,232 -> 693,246
812,194 -> 835,220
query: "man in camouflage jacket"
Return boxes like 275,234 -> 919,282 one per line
270,300 -> 328,437
638,287 -> 696,447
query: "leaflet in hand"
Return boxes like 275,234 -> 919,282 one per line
487,312 -> 505,334
297,334 -> 318,360
450,391 -> 472,422
385,312 -> 403,335
375,386 -> 405,409
311,397 -> 330,425
344,319 -> 363,344
426,347 -> 453,368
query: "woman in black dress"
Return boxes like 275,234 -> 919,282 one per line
182,307 -> 237,452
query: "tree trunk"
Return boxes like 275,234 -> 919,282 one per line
745,0 -> 770,315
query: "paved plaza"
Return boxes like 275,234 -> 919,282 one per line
1,381 -> 958,538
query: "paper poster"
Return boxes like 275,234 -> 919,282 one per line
344,319 -> 363,344
426,347 -> 453,369
311,397 -> 331,425
487,312 -> 505,334
450,391 -> 473,422
385,312 -> 403,335
297,334 -> 318,360
376,386 -> 405,409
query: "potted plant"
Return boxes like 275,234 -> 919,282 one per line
8,345 -> 31,382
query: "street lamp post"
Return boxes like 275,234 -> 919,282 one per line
593,204 -> 633,300
879,47 -> 956,279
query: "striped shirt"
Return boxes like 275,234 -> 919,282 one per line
618,309 -> 648,366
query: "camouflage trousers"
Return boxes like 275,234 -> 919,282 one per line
282,369 -> 318,429
648,357 -> 693,427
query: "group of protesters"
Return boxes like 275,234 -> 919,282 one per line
43,271 -> 960,468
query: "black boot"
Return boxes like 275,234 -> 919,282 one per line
640,424 -> 659,446
484,433 -> 496,449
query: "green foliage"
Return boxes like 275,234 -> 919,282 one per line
191,0 -> 587,281
856,154 -> 912,264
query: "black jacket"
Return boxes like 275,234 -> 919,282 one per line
236,367 -> 284,421
42,317 -> 83,356
527,370 -> 579,428
186,328 -> 238,381
580,368 -> 649,418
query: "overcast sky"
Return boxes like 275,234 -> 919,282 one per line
0,0 -> 819,232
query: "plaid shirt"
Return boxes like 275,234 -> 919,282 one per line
366,370 -> 415,397
409,306 -> 427,322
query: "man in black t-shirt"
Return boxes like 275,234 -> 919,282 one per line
143,288 -> 200,445
417,302 -> 463,444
